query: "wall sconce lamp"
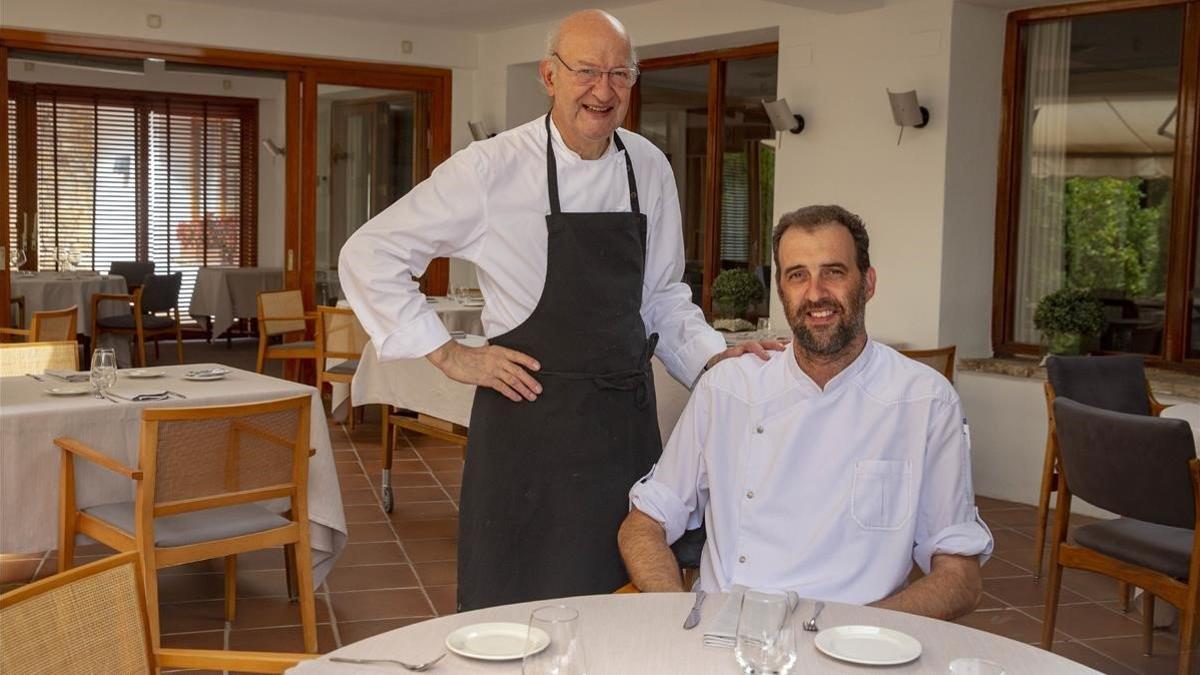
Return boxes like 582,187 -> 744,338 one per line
887,89 -> 930,144
468,121 -> 495,141
762,98 -> 806,135
261,139 -> 286,157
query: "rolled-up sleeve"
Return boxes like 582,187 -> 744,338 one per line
629,378 -> 712,544
912,397 -> 994,574
640,163 -> 726,386
339,145 -> 489,361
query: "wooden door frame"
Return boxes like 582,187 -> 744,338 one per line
634,42 -> 777,316
0,28 -> 452,323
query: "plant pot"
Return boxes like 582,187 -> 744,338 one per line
1046,332 -> 1084,356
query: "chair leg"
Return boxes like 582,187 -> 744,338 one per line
256,336 -> 267,374
292,540 -> 318,653
154,338 -> 160,360
57,514 -> 76,574
143,554 -> 162,649
224,554 -> 237,622
1120,580 -> 1132,612
175,326 -> 184,364
1033,442 -> 1057,580
136,332 -> 147,368
283,543 -> 298,601
1041,556 -> 1065,649
1180,602 -> 1197,675
1140,590 -> 1154,655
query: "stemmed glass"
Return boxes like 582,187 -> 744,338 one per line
55,246 -> 71,272
90,347 -> 117,398
67,248 -> 81,273
522,605 -> 587,675
734,590 -> 797,675
9,247 -> 27,274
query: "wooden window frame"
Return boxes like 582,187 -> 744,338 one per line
6,81 -> 259,272
992,0 -> 1200,370
0,28 -> 452,327
631,42 -> 778,316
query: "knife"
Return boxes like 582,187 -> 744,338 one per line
682,589 -> 707,630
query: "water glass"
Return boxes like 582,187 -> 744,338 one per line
523,605 -> 587,675
734,590 -> 797,675
9,247 -> 26,271
90,347 -> 117,395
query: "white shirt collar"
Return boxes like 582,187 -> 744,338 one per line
784,338 -> 875,394
547,114 -> 618,162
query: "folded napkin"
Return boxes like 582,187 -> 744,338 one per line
703,586 -> 800,649
106,388 -> 171,402
186,367 -> 229,377
45,370 -> 90,383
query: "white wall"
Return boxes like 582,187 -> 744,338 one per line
8,58 -> 288,267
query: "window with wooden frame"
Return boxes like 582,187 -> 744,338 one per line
993,0 -> 1200,369
7,82 -> 258,302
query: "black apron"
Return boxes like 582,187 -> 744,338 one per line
457,114 -> 662,611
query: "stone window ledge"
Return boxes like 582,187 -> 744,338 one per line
958,357 -> 1200,400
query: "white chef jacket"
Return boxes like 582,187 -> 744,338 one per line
629,340 -> 994,604
338,115 -> 726,385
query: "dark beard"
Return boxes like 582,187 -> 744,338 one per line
787,280 -> 867,356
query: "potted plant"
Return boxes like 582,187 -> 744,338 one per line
1033,288 -> 1105,356
711,268 -> 764,332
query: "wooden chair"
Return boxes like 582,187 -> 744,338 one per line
1042,397 -> 1197,673
57,395 -> 319,652
0,340 -> 79,376
316,305 -> 370,430
0,551 -> 314,674
257,290 -> 317,381
1034,355 -> 1167,603
379,407 -> 467,512
899,345 -> 957,382
92,272 -> 185,367
0,305 -> 78,342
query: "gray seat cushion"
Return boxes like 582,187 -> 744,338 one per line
1072,518 -> 1194,580
97,315 -> 176,330
326,359 -> 359,375
83,501 -> 291,548
269,340 -> 315,353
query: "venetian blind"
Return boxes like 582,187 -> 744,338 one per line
6,98 -> 17,260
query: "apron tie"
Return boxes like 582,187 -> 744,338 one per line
539,334 -> 659,409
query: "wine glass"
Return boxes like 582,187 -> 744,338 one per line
522,605 -> 587,675
734,590 -> 797,675
90,347 -> 117,397
55,246 -> 70,272
67,248 -> 81,273
9,247 -> 26,274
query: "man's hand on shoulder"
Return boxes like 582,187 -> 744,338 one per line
705,338 -> 789,372
427,339 -> 542,402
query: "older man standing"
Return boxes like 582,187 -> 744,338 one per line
618,205 -> 993,620
340,10 -> 779,610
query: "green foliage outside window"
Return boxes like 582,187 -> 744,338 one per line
1063,176 -> 1162,297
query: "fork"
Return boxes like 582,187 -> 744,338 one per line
803,601 -> 826,632
330,654 -> 445,671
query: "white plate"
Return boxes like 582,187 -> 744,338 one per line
183,372 -> 227,381
46,385 -> 91,396
814,625 -> 922,666
124,369 -> 166,379
444,622 -> 550,661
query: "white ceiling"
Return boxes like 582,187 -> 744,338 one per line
174,0 -> 649,31
174,0 -> 1077,32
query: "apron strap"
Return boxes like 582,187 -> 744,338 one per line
537,333 -> 659,408
544,113 -> 641,216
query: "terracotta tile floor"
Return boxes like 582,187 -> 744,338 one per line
0,405 -> 1188,674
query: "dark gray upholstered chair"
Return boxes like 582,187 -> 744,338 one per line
1034,355 -> 1167,585
107,261 -> 156,290
1042,397 -> 1197,672
92,272 -> 184,367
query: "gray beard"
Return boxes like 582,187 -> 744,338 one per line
789,282 -> 867,356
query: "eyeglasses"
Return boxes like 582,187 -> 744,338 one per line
553,53 -> 639,89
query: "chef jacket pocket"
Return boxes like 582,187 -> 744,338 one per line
851,459 -> 913,531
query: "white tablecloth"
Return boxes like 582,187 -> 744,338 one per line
349,336 -> 694,446
289,593 -> 1098,674
1163,402 -> 1199,448
9,271 -> 128,335
0,363 -> 347,585
188,267 -> 284,337
425,296 -> 485,335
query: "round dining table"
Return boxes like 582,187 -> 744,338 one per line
287,592 -> 1098,674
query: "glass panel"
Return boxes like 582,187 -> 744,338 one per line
721,55 -> 777,321
1013,7 -> 1182,354
316,85 -> 428,306
638,64 -> 710,306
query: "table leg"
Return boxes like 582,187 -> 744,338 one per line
381,404 -> 394,513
